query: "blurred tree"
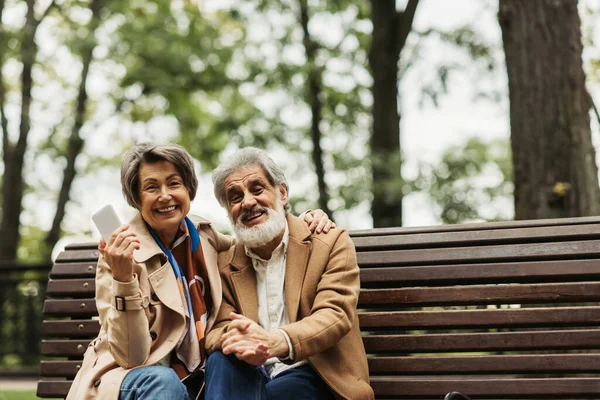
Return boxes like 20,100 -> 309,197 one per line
368,0 -> 418,228
0,0 -> 108,262
499,0 -> 600,219
44,0 -> 105,258
0,0 -> 59,261
414,137 -> 513,224
107,0 -> 247,169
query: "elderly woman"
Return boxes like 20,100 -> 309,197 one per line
66,143 -> 332,400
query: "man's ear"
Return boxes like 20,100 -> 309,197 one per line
279,184 -> 289,206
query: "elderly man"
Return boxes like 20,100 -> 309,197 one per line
204,148 -> 374,400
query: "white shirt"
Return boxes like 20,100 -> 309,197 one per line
245,222 -> 307,378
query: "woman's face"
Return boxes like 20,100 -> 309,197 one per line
138,160 -> 191,244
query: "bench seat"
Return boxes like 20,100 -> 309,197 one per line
38,216 -> 600,399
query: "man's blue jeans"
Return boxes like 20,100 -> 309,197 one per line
119,365 -> 190,400
204,351 -> 334,400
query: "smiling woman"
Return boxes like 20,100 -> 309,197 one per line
65,143 -> 334,400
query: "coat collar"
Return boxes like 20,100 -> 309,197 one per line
226,213 -> 312,323
131,212 -> 213,264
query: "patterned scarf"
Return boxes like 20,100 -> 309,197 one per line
148,217 -> 212,379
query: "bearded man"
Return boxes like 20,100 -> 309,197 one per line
204,147 -> 374,400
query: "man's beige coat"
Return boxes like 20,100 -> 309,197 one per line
206,214 -> 374,400
66,213 -> 232,400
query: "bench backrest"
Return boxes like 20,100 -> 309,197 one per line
38,216 -> 600,399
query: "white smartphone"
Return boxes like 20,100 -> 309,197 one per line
92,204 -> 122,242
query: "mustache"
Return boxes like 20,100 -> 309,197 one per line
238,206 -> 269,223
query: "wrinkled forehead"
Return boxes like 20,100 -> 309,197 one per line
224,165 -> 271,189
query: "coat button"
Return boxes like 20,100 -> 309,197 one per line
150,331 -> 158,341
151,292 -> 159,302
93,379 -> 101,387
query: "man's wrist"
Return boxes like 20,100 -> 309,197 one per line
268,329 -> 290,359
274,329 -> 293,360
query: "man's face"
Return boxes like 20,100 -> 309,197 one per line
224,165 -> 288,228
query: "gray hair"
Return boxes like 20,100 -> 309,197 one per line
212,147 -> 290,212
120,142 -> 198,209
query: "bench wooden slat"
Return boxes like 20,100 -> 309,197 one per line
369,377 -> 600,398
47,279 -> 95,297
36,381 -> 72,399
359,307 -> 600,329
359,259 -> 600,286
368,354 -> 600,374
50,262 -> 97,279
362,329 -> 600,353
357,240 -> 600,267
349,215 -> 600,237
352,223 -> 600,251
40,361 -> 82,378
43,298 -> 97,316
41,340 -> 90,357
64,242 -> 97,250
358,282 -> 600,307
55,249 -> 100,262
43,320 -> 100,337
41,217 -> 600,399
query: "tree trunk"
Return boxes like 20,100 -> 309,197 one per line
369,0 -> 418,228
499,0 -> 600,219
44,0 -> 103,258
0,0 -> 38,261
298,0 -> 332,216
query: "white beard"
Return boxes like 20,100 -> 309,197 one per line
232,197 -> 286,248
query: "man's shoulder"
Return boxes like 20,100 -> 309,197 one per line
216,242 -> 244,272
310,227 -> 351,249
287,213 -> 351,248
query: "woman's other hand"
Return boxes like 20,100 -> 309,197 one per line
304,209 -> 336,234
99,224 -> 140,282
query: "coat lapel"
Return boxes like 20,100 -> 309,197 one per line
284,214 -> 312,323
200,228 -> 222,331
229,244 -> 260,323
129,212 -> 186,317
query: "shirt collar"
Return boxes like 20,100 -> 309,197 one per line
244,221 -> 289,263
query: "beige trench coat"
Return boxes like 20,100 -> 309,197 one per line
66,213 -> 232,400
206,214 -> 374,400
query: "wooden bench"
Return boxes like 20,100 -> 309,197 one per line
38,216 -> 600,399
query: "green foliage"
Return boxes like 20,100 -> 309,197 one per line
17,225 -> 50,263
413,137 -> 513,224
106,0 -> 254,169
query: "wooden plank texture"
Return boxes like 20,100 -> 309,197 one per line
358,282 -> 600,307
359,307 -> 600,329
37,381 -> 72,399
367,354 -> 600,374
43,320 -> 100,338
40,361 -> 82,378
50,262 -> 97,279
359,259 -> 600,286
369,377 -> 600,398
43,298 -> 97,317
357,240 -> 600,267
38,216 -> 600,399
352,223 -> 600,251
47,279 -> 95,297
362,329 -> 600,353
41,340 -> 90,357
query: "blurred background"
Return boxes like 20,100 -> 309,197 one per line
0,0 -> 599,396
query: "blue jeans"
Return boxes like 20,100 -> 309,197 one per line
204,351 -> 334,400
119,365 -> 191,400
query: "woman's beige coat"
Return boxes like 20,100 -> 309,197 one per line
66,213 -> 232,400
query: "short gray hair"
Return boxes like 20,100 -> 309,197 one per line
212,147 -> 290,212
120,142 -> 198,209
